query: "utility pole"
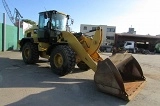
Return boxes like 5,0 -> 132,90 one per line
2,13 -> 6,51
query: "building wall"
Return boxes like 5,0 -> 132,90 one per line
80,24 -> 116,45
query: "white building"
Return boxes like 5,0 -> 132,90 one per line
127,28 -> 136,34
22,22 -> 33,34
80,24 -> 116,45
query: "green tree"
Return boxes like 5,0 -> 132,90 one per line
22,19 -> 36,25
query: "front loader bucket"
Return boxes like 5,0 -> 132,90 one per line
94,53 -> 146,101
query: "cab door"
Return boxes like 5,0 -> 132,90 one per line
38,13 -> 48,38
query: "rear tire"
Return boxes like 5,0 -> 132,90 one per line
77,61 -> 90,71
50,45 -> 76,76
22,42 -> 39,64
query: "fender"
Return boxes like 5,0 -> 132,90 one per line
19,38 -> 34,51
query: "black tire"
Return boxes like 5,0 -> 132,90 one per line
77,61 -> 90,71
22,42 -> 39,64
50,45 -> 76,76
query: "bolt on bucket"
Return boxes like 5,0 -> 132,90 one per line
94,53 -> 146,101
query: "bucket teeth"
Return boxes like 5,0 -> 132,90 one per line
94,53 -> 146,100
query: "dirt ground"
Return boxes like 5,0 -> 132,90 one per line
0,51 -> 160,106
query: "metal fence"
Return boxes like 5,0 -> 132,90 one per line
0,12 -> 23,51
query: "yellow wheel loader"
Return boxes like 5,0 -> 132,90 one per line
18,10 -> 146,101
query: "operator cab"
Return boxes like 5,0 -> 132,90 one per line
37,10 -> 70,42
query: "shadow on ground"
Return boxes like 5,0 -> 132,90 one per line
0,57 -> 128,106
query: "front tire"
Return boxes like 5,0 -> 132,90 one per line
22,42 -> 39,64
50,45 -> 76,76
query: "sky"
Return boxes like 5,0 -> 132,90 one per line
0,0 -> 160,35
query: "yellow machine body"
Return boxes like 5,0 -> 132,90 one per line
18,10 -> 146,101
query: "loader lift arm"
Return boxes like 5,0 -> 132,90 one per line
61,27 -> 103,72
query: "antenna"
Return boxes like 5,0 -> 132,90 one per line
44,7 -> 47,11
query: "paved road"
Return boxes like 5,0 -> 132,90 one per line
0,51 -> 160,106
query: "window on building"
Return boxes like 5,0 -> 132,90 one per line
92,27 -> 96,30
83,26 -> 87,30
107,28 -> 115,32
107,28 -> 110,32
106,36 -> 114,40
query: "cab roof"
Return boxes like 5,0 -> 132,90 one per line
39,10 -> 68,16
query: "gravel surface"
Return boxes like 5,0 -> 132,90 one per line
0,51 -> 160,106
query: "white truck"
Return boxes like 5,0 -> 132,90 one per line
124,41 -> 137,53
124,41 -> 150,53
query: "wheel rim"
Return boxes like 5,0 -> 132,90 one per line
24,48 -> 30,59
54,53 -> 63,68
